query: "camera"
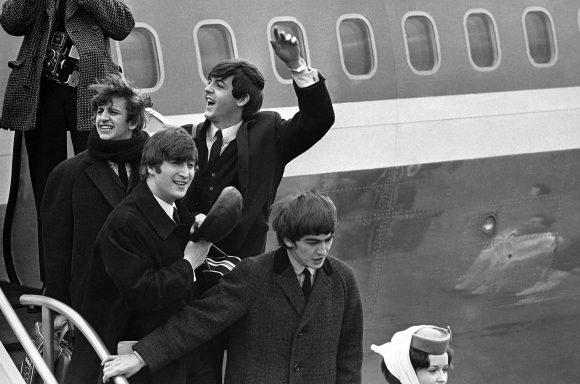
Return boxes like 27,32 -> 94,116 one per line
42,31 -> 79,87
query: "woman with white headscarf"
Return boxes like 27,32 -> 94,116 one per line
371,325 -> 454,384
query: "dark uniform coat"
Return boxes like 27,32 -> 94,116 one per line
135,247 -> 364,384
41,150 -> 139,309
75,180 -> 210,384
185,78 -> 335,259
0,0 -> 134,132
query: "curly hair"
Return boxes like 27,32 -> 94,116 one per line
89,74 -> 152,133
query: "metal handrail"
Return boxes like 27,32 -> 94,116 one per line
0,287 -> 57,384
19,294 -> 129,384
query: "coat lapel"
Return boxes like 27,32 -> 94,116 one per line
236,121 -> 250,197
45,0 -> 55,22
132,181 -> 193,240
84,155 -> 126,208
65,0 -> 78,21
273,248 -> 304,315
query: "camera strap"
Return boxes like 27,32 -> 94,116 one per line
54,0 -> 66,31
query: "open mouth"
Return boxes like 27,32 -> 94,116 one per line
174,180 -> 188,187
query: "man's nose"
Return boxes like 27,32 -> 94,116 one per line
177,163 -> 189,176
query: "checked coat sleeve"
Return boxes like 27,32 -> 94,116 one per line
134,257 -> 265,372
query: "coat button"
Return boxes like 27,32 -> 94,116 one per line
293,364 -> 302,373
209,186 -> 214,191
211,172 -> 216,177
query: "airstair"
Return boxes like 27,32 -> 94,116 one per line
0,286 -> 128,384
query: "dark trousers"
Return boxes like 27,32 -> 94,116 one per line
24,78 -> 89,282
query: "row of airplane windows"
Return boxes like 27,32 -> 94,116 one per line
114,7 -> 580,91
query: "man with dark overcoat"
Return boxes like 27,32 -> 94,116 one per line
75,126 -> 218,384
183,27 -> 335,260
41,74 -> 150,312
41,74 -> 150,383
102,191 -> 364,384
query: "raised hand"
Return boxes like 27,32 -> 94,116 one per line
269,27 -> 301,69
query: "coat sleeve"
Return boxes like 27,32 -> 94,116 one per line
77,0 -> 134,41
41,163 -> 75,305
275,75 -> 335,164
0,0 -> 41,36
98,218 -> 194,312
133,258 -> 263,372
336,266 -> 364,384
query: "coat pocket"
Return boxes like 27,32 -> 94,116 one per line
8,59 -> 24,69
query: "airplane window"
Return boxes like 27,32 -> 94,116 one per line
117,26 -> 162,89
195,23 -> 236,80
269,21 -> 308,81
337,16 -> 376,78
403,15 -> 439,73
524,10 -> 556,65
465,12 -> 499,69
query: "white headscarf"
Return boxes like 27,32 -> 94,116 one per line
371,325 -> 426,384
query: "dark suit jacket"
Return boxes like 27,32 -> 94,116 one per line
184,78 -> 335,258
135,247 -> 363,384
41,150 -> 139,309
0,0 -> 134,132
73,180 -> 203,384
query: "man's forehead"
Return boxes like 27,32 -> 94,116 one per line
99,96 -> 127,108
208,75 -> 233,83
300,233 -> 334,241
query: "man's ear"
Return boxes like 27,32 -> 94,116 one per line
283,238 -> 295,248
237,94 -> 250,107
147,165 -> 156,176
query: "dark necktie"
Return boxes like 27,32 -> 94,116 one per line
208,130 -> 223,168
117,162 -> 129,189
172,207 -> 181,225
302,269 -> 312,299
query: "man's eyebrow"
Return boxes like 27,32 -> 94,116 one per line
304,234 -> 335,241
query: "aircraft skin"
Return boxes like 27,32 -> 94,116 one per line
1,0 -> 580,383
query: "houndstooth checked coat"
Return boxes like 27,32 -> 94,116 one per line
0,0 -> 134,132
134,247 -> 364,384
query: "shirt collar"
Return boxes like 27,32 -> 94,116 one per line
208,121 -> 242,145
287,252 -> 316,277
152,194 -> 177,221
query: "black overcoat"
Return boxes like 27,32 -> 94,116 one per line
41,150 -> 139,309
73,181 -> 207,384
